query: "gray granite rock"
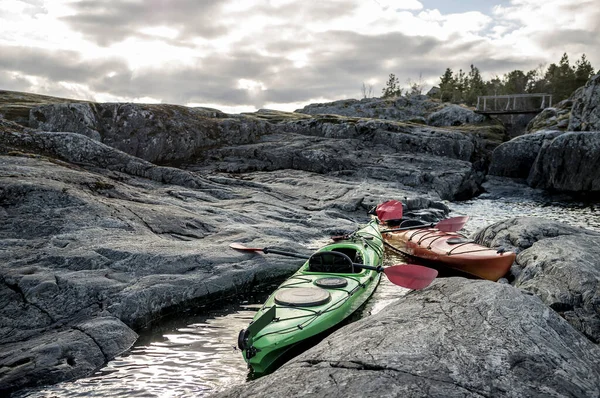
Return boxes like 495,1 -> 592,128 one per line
488,130 -> 565,178
24,103 -> 494,200
215,279 -> 600,398
0,316 -> 136,393
569,73 -> 600,131
426,104 -> 485,127
527,131 -> 600,192
526,97 -> 574,133
193,117 -> 485,200
3,91 -> 599,395
294,97 -> 440,121
473,217 -> 600,342
29,102 -> 270,164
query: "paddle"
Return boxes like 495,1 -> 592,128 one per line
230,243 -> 438,290
229,243 -> 308,259
380,215 -> 469,233
375,200 -> 403,222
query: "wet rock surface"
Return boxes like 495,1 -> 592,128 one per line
215,279 -> 600,398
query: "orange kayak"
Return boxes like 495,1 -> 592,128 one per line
381,227 -> 515,281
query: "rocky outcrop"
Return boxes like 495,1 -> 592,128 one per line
473,217 -> 600,342
526,97 -> 574,133
26,104 -> 491,200
528,131 -> 600,192
488,129 -> 600,194
295,96 -> 490,128
295,96 -> 441,121
216,279 -> 600,398
487,74 -> 600,195
569,73 -> 600,131
0,316 -> 137,393
28,102 -> 270,164
0,90 -> 84,127
488,130 -> 565,178
426,104 -> 485,126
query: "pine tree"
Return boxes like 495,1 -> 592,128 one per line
503,70 -> 528,94
454,69 -> 467,102
465,64 -> 485,106
545,53 -> 577,101
381,73 -> 402,98
439,68 -> 454,102
574,54 -> 595,89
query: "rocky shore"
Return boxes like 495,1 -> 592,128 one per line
489,73 -> 600,194
1,75 -> 599,396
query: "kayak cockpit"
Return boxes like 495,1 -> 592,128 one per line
307,248 -> 364,274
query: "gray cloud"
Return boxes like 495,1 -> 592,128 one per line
2,0 -> 599,111
62,0 -> 227,46
0,71 -> 34,92
0,45 -> 129,83
61,0 -> 361,47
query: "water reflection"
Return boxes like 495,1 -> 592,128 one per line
450,198 -> 600,235
16,300 -> 268,398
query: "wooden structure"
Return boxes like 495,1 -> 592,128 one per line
475,94 -> 552,115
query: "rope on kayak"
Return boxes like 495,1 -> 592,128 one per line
354,232 -> 385,262
447,246 -> 497,255
420,235 -> 445,248
279,276 -> 314,288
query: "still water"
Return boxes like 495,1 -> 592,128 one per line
15,197 -> 599,397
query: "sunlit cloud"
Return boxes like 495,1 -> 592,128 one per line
0,0 -> 598,113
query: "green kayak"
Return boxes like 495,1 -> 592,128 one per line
237,219 -> 384,374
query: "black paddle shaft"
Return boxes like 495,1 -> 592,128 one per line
380,223 -> 434,233
262,247 -> 309,259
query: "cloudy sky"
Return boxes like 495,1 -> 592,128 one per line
1,0 -> 598,113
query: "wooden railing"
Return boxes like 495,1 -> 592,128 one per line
475,94 -> 552,114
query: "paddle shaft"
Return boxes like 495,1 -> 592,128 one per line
380,223 -> 435,233
262,247 -> 308,259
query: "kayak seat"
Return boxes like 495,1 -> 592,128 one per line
309,251 -> 356,273
385,219 -> 427,228
331,248 -> 363,264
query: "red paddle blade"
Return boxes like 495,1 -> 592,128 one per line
383,264 -> 438,290
436,216 -> 469,232
230,243 -> 262,252
376,200 -> 403,221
